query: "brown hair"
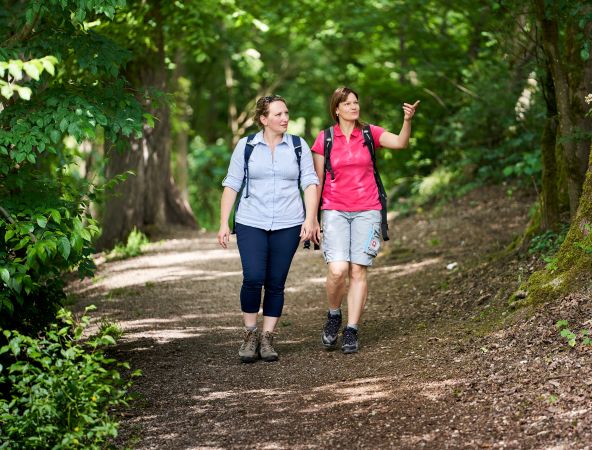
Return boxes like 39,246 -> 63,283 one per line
254,95 -> 287,129
329,86 -> 364,129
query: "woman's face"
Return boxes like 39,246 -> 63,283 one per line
336,92 -> 360,122
261,100 -> 289,134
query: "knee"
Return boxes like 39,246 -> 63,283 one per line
243,267 -> 265,287
327,265 -> 348,283
349,265 -> 367,282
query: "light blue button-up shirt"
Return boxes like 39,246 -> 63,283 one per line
222,131 -> 319,231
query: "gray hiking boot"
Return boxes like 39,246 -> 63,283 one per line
321,311 -> 342,350
239,329 -> 259,363
341,326 -> 359,354
260,331 -> 279,362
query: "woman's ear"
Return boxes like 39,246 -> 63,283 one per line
260,115 -> 268,126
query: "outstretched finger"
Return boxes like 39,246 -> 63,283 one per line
412,100 -> 420,108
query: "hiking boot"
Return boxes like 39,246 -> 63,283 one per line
239,329 -> 259,363
341,326 -> 359,354
321,311 -> 342,350
260,331 -> 279,362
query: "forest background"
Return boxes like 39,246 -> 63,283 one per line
0,0 -> 591,447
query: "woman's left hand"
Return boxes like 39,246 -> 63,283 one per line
403,100 -> 420,121
300,218 -> 318,242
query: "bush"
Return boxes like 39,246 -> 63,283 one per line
107,227 -> 149,260
0,307 -> 139,449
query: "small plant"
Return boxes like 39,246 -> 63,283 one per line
98,318 -> 123,341
574,223 -> 592,254
108,227 -> 149,260
555,319 -> 592,348
544,256 -> 559,272
0,306 -> 140,448
528,225 -> 569,259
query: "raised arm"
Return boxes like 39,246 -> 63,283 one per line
379,100 -> 420,150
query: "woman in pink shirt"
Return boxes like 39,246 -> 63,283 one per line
311,86 -> 419,353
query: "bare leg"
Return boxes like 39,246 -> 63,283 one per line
243,312 -> 258,328
326,261 -> 349,309
346,263 -> 368,326
262,316 -> 279,333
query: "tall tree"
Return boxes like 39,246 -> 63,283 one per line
98,0 -> 206,249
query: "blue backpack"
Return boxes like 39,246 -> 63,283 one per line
231,134 -> 305,234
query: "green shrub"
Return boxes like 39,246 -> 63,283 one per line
107,227 -> 149,260
0,307 -> 139,449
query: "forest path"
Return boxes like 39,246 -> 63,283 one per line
70,186 -> 592,449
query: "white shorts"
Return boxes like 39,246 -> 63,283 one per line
321,210 -> 382,266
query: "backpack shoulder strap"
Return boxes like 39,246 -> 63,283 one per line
243,134 -> 257,198
291,134 -> 303,191
362,125 -> 376,163
291,134 -> 302,167
323,127 -> 335,180
362,125 -> 390,241
231,134 -> 257,234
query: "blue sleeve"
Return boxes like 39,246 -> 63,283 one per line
222,137 -> 246,192
298,138 -> 320,190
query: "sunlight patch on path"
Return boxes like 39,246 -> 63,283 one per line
78,267 -> 242,292
370,257 -> 442,278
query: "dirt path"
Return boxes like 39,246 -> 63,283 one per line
70,186 -> 592,449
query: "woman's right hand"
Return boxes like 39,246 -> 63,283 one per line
217,224 -> 231,249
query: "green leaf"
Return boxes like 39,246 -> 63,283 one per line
23,61 -> 40,80
581,49 -> 590,61
8,60 -> 23,81
51,209 -> 61,224
143,113 -> 155,128
16,86 -> 32,100
36,216 -> 48,228
58,237 -> 71,260
1,83 -> 13,99
555,319 -> 568,329
0,268 -> 9,283
41,58 -> 56,76
50,128 -> 61,144
5,229 -> 14,241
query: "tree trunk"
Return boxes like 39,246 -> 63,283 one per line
172,51 -> 190,203
540,63 -> 560,231
97,0 -> 195,250
524,145 -> 592,303
533,0 -> 586,217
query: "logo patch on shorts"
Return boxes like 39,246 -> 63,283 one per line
368,238 -> 379,253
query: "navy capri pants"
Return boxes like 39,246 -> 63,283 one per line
235,223 -> 301,317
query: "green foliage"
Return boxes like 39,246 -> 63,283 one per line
528,225 -> 569,259
187,137 -> 232,230
0,307 -> 139,449
555,320 -> 592,348
107,227 -> 149,260
0,0 -> 146,330
574,224 -> 592,254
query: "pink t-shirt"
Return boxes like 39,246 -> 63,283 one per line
311,124 -> 385,211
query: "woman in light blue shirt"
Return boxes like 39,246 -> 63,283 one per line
217,95 -> 319,363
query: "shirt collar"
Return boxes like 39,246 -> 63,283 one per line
334,124 -> 362,138
250,130 -> 290,146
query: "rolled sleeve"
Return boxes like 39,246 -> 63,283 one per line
221,137 -> 246,192
299,139 -> 320,190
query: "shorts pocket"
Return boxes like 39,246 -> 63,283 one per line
364,225 -> 381,257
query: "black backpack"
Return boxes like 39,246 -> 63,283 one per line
319,124 -> 389,241
232,134 -> 304,234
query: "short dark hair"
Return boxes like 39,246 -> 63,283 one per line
254,95 -> 287,129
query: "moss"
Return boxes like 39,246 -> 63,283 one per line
521,148 -> 592,305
